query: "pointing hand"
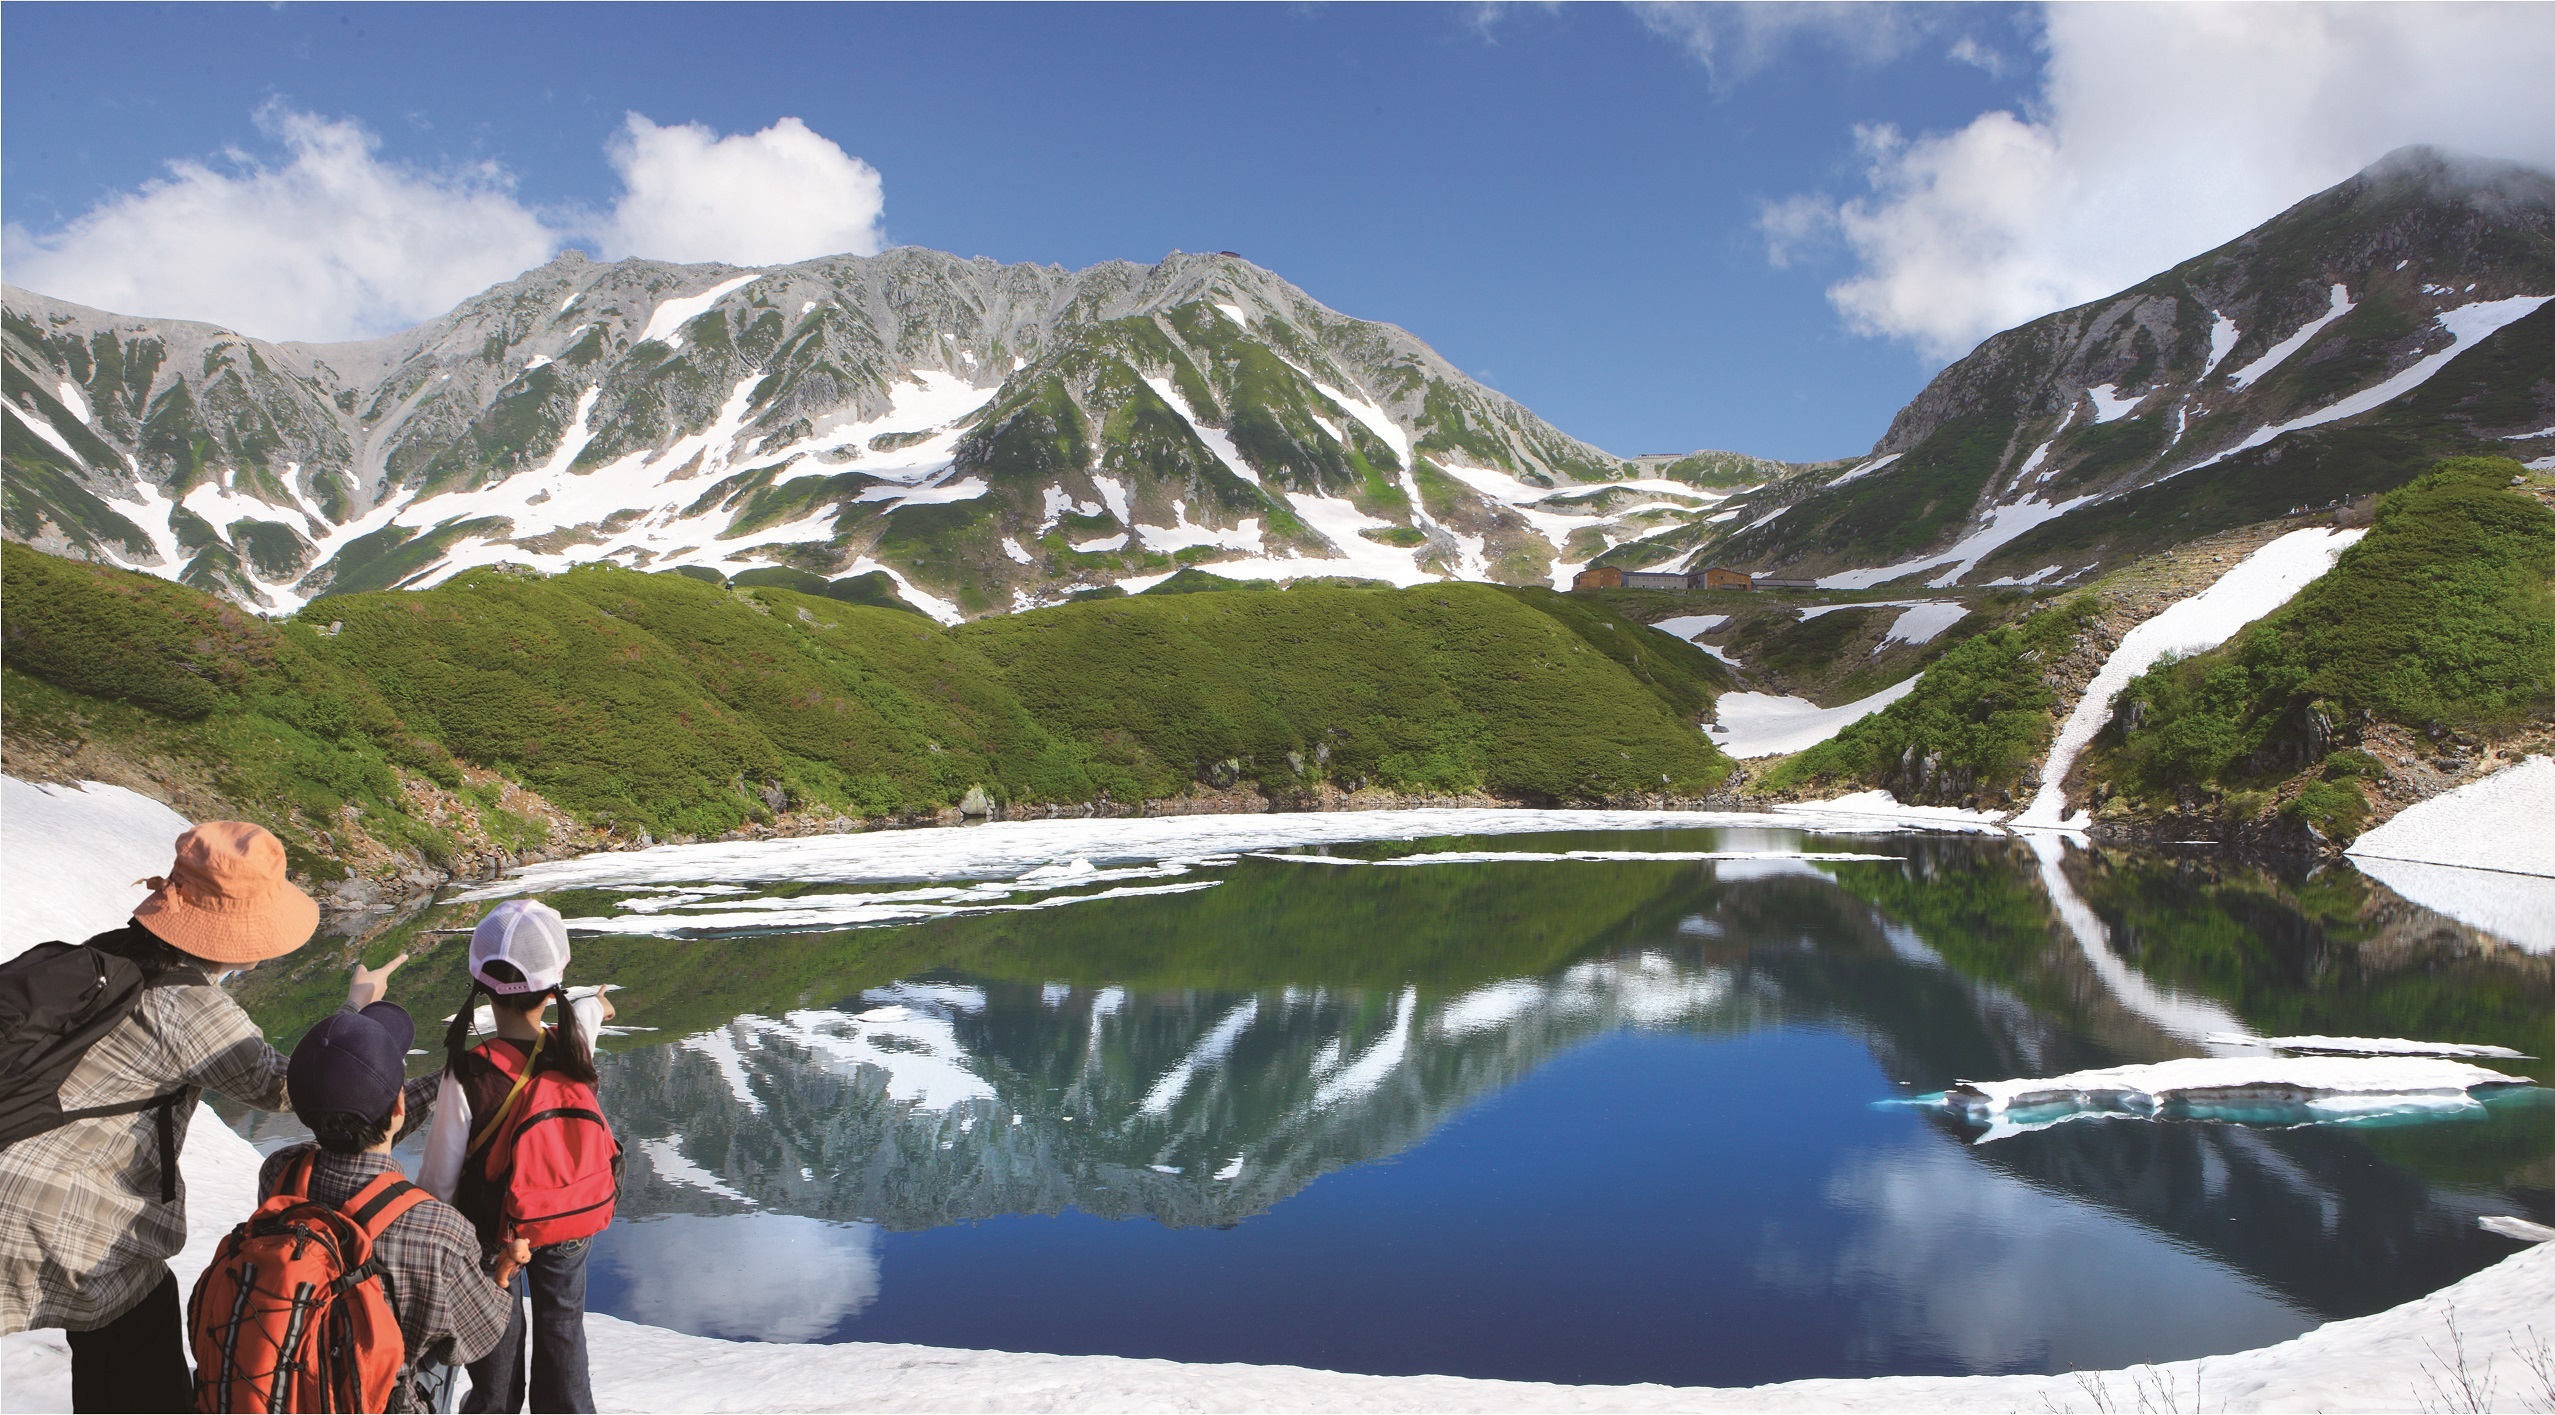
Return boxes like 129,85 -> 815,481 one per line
348,953 -> 409,1009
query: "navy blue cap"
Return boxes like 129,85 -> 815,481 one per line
288,1002 -> 415,1125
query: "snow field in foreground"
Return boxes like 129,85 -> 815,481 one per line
1,777 -> 192,962
5,1097 -> 2550,1413
2012,526 -> 2366,829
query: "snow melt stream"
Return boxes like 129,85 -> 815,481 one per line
2013,526 -> 2364,829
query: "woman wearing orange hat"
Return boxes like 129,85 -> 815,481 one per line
0,820 -> 420,1412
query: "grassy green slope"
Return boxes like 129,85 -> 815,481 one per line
2086,456 -> 2555,835
1764,596 -> 2105,806
951,582 -> 1732,803
4,547 -> 1736,882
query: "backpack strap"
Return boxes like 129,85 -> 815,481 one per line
279,1147 -> 318,1200
339,1172 -> 430,1241
465,1031 -> 546,1158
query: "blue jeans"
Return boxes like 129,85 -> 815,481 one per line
461,1238 -> 594,1414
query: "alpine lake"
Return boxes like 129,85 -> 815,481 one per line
223,814 -> 2555,1389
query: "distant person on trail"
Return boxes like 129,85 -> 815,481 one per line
420,900 -> 622,1415
0,820 -> 387,1412
194,1000 -> 529,1413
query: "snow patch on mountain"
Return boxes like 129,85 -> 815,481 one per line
2178,295 -> 2553,478
1141,375 -> 1259,487
1707,678 -> 1922,758
1821,495 -> 2097,590
2227,283 -> 2355,390
641,274 -> 762,349
2085,385 -> 2142,423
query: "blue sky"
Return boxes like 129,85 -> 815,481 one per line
7,4 -> 2549,463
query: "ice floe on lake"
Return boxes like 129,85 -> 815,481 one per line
1931,1054 -> 2534,1142
2208,1035 -> 2533,1060
458,807 -> 1972,899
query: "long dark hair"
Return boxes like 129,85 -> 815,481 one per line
441,960 -> 599,1085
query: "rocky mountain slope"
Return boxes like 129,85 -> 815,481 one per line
1608,148 -> 2555,589
4,250 -> 1781,618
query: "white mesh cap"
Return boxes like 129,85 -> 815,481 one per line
468,899 -> 571,993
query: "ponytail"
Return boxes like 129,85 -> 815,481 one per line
543,984 -> 600,1086
443,978 -> 485,1077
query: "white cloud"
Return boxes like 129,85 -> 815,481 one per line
594,1212 -> 880,1342
1634,2 -> 1937,85
594,115 -> 884,266
1,106 -> 556,343
1769,4 -> 2555,360
1,108 -> 886,342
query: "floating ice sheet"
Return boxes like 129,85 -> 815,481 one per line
2208,1035 -> 2532,1060
457,807 -> 1983,903
1934,1055 -> 2531,1141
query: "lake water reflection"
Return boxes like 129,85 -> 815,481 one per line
252,820 -> 2555,1387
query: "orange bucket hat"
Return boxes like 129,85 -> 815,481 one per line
131,821 -> 321,965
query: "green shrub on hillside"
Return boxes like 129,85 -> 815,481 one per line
1766,596 -> 2103,802
2100,457 -> 2554,803
952,582 -> 1732,802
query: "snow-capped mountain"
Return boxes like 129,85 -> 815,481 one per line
1611,148 -> 2555,589
4,250 -> 1760,619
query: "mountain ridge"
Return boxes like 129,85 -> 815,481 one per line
7,247 -> 1780,617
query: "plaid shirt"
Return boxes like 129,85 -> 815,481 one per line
256,1145 -> 514,1411
0,930 -> 295,1334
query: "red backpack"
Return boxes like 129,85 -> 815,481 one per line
457,1031 -> 621,1247
187,1153 -> 425,1413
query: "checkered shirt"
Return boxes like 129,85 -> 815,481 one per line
0,940 -> 294,1334
255,1145 -> 515,1410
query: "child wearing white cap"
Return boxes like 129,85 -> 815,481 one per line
418,899 -> 623,1414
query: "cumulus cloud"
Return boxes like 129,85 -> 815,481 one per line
2,108 -> 886,342
1767,3 -> 2555,360
1,106 -> 555,343
593,115 -> 884,266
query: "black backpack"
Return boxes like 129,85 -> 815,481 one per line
0,939 -> 204,1201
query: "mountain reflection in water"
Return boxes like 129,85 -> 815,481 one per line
244,825 -> 2554,1386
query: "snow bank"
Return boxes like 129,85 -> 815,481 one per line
2013,526 -> 2364,829
1766,791 -> 2009,833
2,776 -> 192,963
1706,678 -> 1920,759
2348,756 -> 2555,878
1938,1054 -> 2527,1141
2343,756 -> 2555,953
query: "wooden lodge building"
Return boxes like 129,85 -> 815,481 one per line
1571,565 -> 1816,592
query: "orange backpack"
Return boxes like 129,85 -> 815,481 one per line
187,1152 -> 427,1413
456,1031 -> 621,1248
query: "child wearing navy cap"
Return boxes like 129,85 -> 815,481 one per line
247,992 -> 529,1410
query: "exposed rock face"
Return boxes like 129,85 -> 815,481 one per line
1617,148 -> 2555,589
